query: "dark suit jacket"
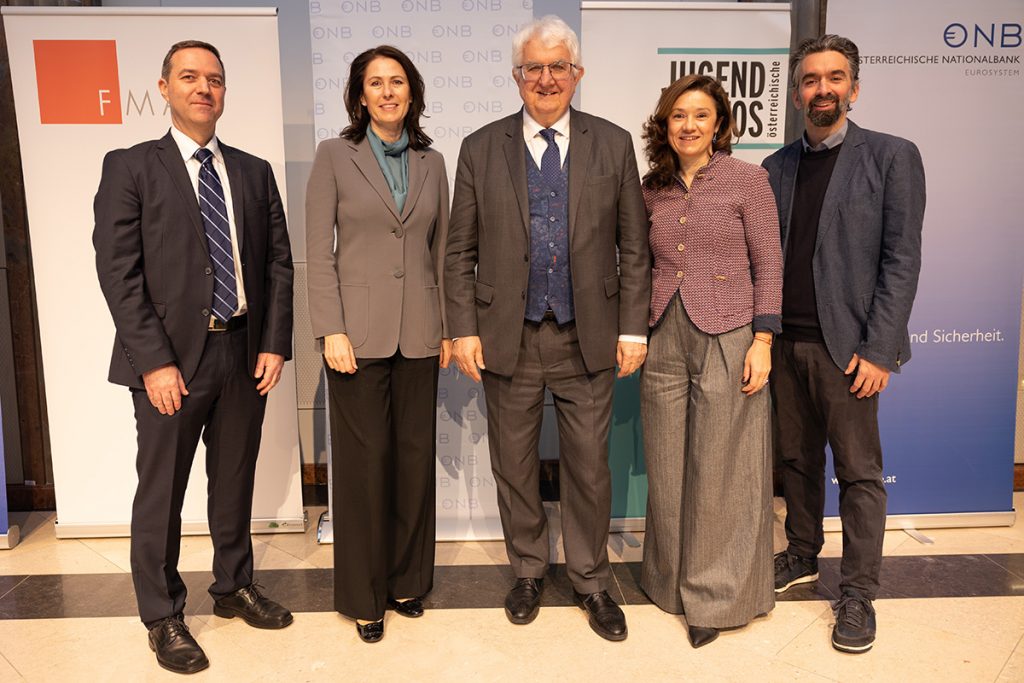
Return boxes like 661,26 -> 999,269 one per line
762,120 -> 925,372
93,131 -> 294,389
304,136 -> 449,359
444,108 -> 651,377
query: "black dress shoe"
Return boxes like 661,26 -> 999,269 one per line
356,619 -> 385,643
213,583 -> 294,629
387,597 -> 425,618
504,578 -> 543,625
687,625 -> 720,648
148,615 -> 209,675
573,590 -> 627,641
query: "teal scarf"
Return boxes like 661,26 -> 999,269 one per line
367,127 -> 409,214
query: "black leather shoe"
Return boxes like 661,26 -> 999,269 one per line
148,615 -> 209,675
687,625 -> 720,648
356,619 -> 385,643
213,583 -> 294,629
504,578 -> 543,625
573,590 -> 627,641
387,597 -> 425,618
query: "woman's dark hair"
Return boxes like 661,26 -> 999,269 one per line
340,45 -> 432,149
641,75 -> 735,190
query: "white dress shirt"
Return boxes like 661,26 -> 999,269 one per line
169,125 -> 247,316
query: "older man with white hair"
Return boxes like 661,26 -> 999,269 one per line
445,15 -> 650,641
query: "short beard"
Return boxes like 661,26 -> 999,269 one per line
806,94 -> 850,128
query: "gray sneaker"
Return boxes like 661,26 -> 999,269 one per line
774,550 -> 819,593
831,592 -> 876,653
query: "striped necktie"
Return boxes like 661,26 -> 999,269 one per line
194,148 -> 238,323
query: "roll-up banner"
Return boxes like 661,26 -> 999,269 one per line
823,0 -> 1019,527
0,396 -> 16,550
582,1 -> 791,526
309,0 -> 535,540
2,7 -> 305,538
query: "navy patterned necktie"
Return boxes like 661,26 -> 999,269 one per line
194,148 -> 237,323
539,128 -> 561,186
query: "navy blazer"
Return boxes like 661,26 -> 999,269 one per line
762,120 -> 925,372
94,131 -> 294,389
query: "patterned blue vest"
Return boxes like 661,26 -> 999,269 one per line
524,146 -> 573,323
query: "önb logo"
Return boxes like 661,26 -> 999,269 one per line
34,40 -> 122,124
943,22 -> 1022,48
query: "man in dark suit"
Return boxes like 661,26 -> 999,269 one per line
762,35 -> 925,654
445,16 -> 650,641
93,41 -> 294,674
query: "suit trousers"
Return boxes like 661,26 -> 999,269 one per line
771,338 -> 886,599
325,352 -> 439,621
481,319 -> 615,594
130,325 -> 267,627
639,296 -> 774,627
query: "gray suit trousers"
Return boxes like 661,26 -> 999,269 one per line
482,318 -> 614,594
640,296 -> 774,627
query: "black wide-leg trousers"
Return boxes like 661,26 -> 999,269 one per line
325,352 -> 439,621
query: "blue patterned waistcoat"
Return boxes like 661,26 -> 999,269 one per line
524,148 -> 573,323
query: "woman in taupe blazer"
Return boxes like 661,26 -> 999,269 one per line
305,45 -> 450,643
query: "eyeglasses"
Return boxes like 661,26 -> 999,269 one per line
516,61 -> 578,82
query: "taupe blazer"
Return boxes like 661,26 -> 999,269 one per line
444,108 -> 650,377
305,136 -> 449,359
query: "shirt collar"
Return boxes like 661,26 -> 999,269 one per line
802,119 -> 848,152
169,124 -> 223,163
522,107 -> 571,142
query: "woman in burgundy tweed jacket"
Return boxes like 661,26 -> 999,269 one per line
637,75 -> 783,649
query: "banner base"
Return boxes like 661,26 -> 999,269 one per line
0,525 -> 20,549
824,509 -> 1016,533
54,515 -> 306,539
316,511 -> 333,545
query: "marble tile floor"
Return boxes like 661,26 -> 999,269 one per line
0,493 -> 1021,682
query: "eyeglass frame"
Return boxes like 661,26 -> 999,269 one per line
515,60 -> 580,82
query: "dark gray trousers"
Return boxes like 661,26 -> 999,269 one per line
771,338 -> 887,600
481,319 -> 615,594
130,326 -> 266,627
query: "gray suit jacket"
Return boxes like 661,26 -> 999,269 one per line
444,108 -> 651,377
305,136 -> 449,359
762,120 -> 925,372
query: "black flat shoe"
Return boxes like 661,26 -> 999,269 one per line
687,625 -> 719,648
148,615 -> 209,674
356,619 -> 384,643
504,578 -> 543,625
213,583 -> 293,629
573,590 -> 628,642
387,597 -> 424,618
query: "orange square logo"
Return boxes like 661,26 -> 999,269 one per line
34,40 -> 122,124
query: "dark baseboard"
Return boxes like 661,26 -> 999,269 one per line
1015,463 -> 1023,492
6,483 -> 56,511
302,463 -> 327,485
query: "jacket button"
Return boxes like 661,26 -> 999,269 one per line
676,243 -> 685,252
394,227 -> 404,238
676,271 -> 684,278
678,216 -> 687,225
523,254 -> 528,262
204,267 -> 212,275
393,269 -> 404,278
202,308 -> 210,317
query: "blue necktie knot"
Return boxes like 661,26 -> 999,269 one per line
194,147 -> 214,164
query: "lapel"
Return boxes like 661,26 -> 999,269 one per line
220,140 -> 246,254
777,141 -> 801,252
502,110 -> 530,239
155,132 -> 206,250
566,107 -> 592,249
350,137 -> 401,223
815,120 -> 864,254
402,147 -> 428,222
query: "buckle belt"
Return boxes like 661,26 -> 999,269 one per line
209,313 -> 247,332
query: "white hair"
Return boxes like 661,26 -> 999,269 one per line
511,15 -> 581,67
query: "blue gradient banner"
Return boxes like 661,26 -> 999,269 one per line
826,0 -> 1021,516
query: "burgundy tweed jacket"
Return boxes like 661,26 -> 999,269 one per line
643,152 -> 782,334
